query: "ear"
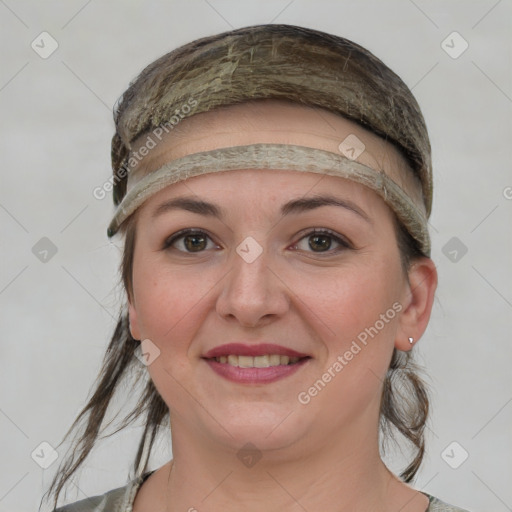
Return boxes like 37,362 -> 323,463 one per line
395,257 -> 438,351
128,297 -> 141,341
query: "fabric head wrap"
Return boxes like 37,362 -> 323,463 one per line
108,24 -> 432,256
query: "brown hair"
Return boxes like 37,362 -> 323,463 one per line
43,24 -> 432,509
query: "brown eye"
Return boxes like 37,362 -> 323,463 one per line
293,229 -> 350,254
163,230 -> 217,253
308,233 -> 332,252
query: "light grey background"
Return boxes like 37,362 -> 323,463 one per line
1,1 -> 511,511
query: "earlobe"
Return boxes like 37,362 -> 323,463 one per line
395,257 -> 438,351
128,300 -> 141,340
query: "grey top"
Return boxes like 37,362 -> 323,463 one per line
54,470 -> 472,511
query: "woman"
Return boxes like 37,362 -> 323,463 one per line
43,24 -> 471,512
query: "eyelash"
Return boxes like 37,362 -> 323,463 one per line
162,228 -> 352,256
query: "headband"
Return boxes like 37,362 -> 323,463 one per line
108,24 -> 432,256
107,142 -> 430,255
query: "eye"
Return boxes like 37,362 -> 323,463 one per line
163,229 -> 219,253
291,228 -> 351,255
162,228 -> 352,255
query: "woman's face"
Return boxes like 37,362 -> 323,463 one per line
127,100 -> 426,454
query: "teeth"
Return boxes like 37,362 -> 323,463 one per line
269,354 -> 281,366
213,355 -> 301,367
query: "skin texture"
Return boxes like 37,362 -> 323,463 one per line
128,100 -> 438,512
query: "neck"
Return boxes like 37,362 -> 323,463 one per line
152,415 -> 424,512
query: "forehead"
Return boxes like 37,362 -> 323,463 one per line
130,99 -> 412,188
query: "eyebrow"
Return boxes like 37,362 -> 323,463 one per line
151,194 -> 372,223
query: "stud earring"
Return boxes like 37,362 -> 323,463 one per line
408,337 -> 414,344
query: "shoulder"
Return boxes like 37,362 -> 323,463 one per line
54,473 -> 148,512
423,492 -> 473,512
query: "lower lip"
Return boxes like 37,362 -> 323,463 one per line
203,358 -> 310,384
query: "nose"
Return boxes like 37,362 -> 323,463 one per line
215,239 -> 290,328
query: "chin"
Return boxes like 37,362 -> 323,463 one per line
210,404 -> 307,451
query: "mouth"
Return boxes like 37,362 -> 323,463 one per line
201,343 -> 312,384
202,343 -> 310,360
203,356 -> 311,384
205,354 -> 310,367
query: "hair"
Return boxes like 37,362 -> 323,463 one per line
42,23 -> 432,510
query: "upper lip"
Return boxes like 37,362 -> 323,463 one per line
202,343 -> 310,358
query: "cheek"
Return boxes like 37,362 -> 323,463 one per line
131,253 -> 228,356
131,260 -> 198,342
295,257 -> 401,342
131,264 -> 207,394
295,255 -> 402,399
293,260 -> 402,421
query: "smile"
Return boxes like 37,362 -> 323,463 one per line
211,355 -> 303,367
203,356 -> 311,384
